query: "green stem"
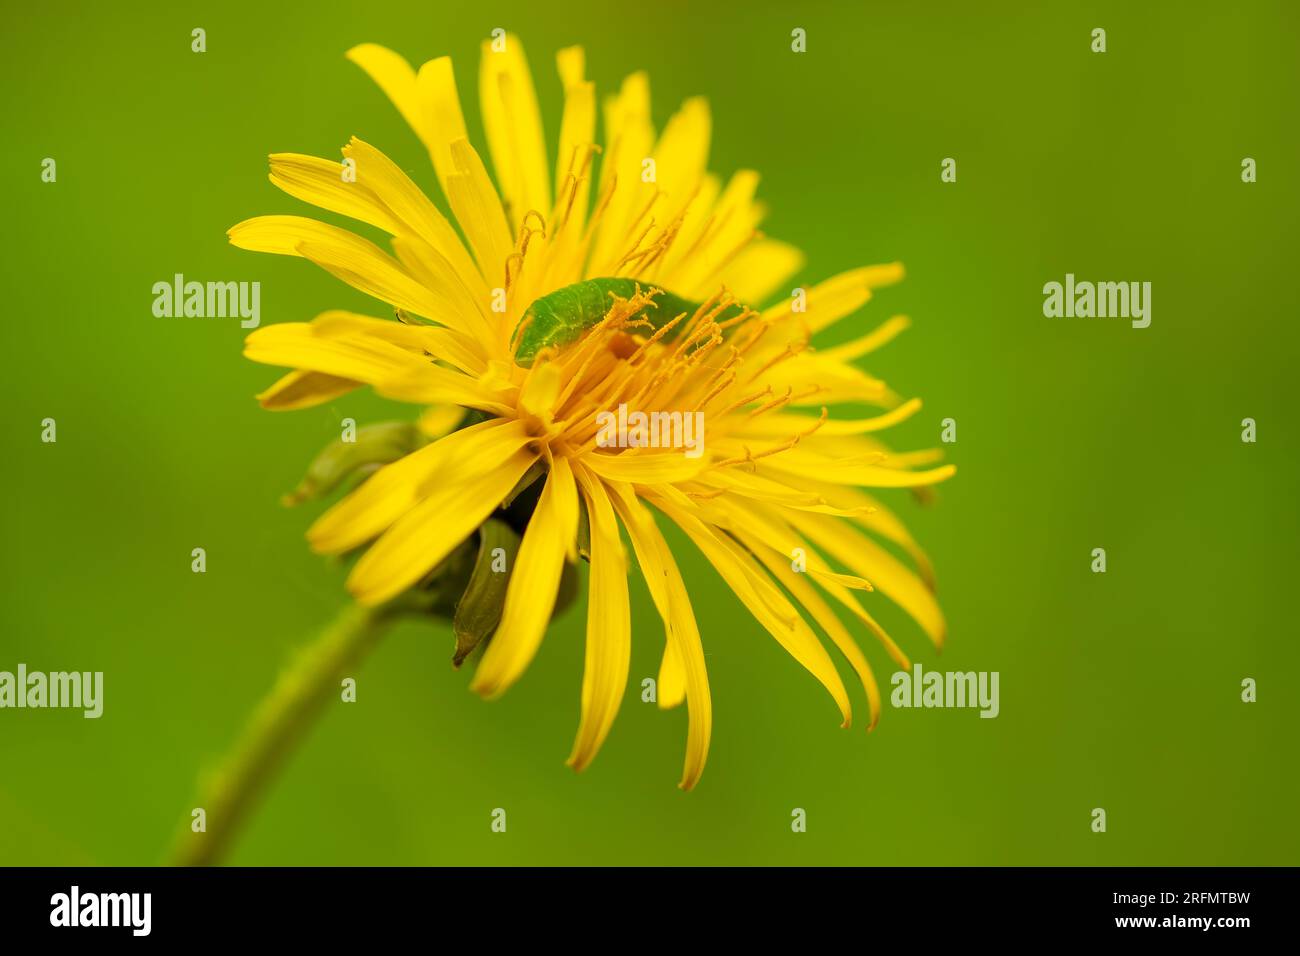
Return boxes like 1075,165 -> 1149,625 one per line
169,602 -> 396,867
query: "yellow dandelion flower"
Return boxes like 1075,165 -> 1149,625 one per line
231,35 -> 953,790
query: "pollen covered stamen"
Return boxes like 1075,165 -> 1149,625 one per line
746,386 -> 795,419
746,338 -> 809,383
626,310 -> 691,364
695,369 -> 737,411
714,385 -> 772,418
554,144 -> 601,233
504,211 -> 549,292
714,432 -> 803,470
629,214 -> 685,274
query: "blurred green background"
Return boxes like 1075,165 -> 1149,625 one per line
2,0 -> 1297,866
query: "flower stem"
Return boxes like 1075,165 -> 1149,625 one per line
169,601 -> 397,866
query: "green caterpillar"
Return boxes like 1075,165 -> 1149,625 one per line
512,278 -> 741,367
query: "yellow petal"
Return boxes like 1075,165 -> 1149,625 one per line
742,532 -> 882,730
555,47 -> 595,239
818,315 -> 911,362
651,493 -> 853,729
849,493 -> 936,588
518,360 -> 561,418
479,34 -> 551,229
584,449 -> 707,484
556,45 -> 592,170
244,312 -> 487,400
471,458 -> 578,697
758,455 -> 956,489
244,322 -> 429,383
701,495 -> 871,591
256,369 -> 359,410
414,56 -> 469,199
723,239 -> 805,306
567,467 -> 632,770
762,263 -> 904,335
556,45 -> 584,87
656,636 -> 687,709
345,45 -> 431,152
648,96 -> 711,225
346,444 -> 538,604
389,235 -> 496,349
303,309 -> 450,349
657,173 -> 719,283
268,153 -> 404,234
416,405 -> 466,440
809,573 -> 912,671
748,351 -> 891,406
444,139 -> 514,289
607,482 -> 712,790
309,418 -> 530,554
741,399 -> 923,439
228,215 -> 446,322
343,138 -> 486,306
228,214 -> 376,258
278,308 -> 485,378
551,455 -> 581,563
295,239 -> 445,324
794,508 -> 947,650
589,72 -> 655,273
556,81 -> 595,221
374,365 -> 513,416
673,169 -> 761,296
797,481 -> 937,588
711,498 -> 909,666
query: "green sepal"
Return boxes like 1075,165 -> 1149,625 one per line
501,459 -> 547,509
451,518 -> 520,667
552,560 -> 579,619
576,497 -> 592,563
284,421 -> 427,506
409,535 -> 478,618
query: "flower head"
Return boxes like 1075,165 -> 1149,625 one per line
231,35 -> 953,788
